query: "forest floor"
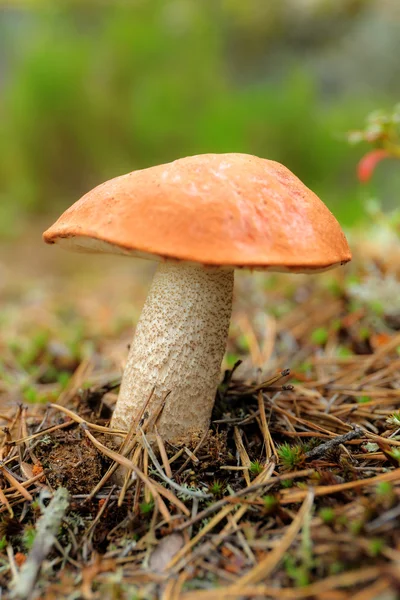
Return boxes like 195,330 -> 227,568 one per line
0,223 -> 399,599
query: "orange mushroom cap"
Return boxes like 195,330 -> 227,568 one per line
43,153 -> 351,272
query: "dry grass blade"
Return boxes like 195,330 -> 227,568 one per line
175,467 -> 312,532
117,386 -> 158,456
0,462 -> 33,502
117,394 -> 170,505
118,444 -> 143,507
150,479 -> 190,517
84,396 -> 159,504
273,405 -> 340,436
180,567 -> 386,599
257,390 -> 276,460
154,426 -> 172,479
48,404 -> 126,435
166,505 -> 235,571
85,463 -> 119,503
230,489 -> 314,589
233,427 -> 251,486
236,369 -> 291,396
166,570 -> 188,600
173,429 -> 209,477
167,462 -> 277,573
0,486 -> 13,517
9,420 -> 76,446
281,468 -> 400,504
361,331 -> 400,375
351,578 -> 392,600
81,424 -> 172,522
365,431 -> 400,447
57,358 -> 93,406
84,485 -> 115,541
140,428 -> 212,499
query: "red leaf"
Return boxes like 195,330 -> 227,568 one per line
357,149 -> 391,183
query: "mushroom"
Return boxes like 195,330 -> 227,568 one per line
43,153 -> 351,445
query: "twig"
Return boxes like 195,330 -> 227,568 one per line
233,369 -> 291,396
304,425 -> 364,459
10,487 -> 70,600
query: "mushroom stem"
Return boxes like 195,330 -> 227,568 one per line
111,262 -> 234,444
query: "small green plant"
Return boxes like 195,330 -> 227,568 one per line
277,443 -> 304,470
208,480 -> 224,497
368,538 -> 385,557
23,386 -> 39,403
387,448 -> 400,465
0,536 -> 7,551
386,412 -> 400,428
336,515 -> 348,527
249,460 -> 263,476
22,525 -> 36,551
139,501 -> 154,515
347,103 -> 400,183
237,334 -> 250,352
357,395 -> 372,404
336,346 -> 353,358
329,561 -> 345,575
311,327 -> 328,345
224,353 -> 241,370
284,554 -> 310,587
319,507 -> 335,524
348,519 -> 364,536
262,494 -> 278,514
280,479 -> 293,489
359,326 -> 370,340
375,481 -> 393,498
57,371 -> 71,388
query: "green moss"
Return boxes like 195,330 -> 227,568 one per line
277,443 -> 304,470
249,460 -> 263,476
311,327 -> 328,345
319,507 -> 335,524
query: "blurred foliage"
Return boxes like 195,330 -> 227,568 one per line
347,104 -> 400,182
0,1 -> 399,238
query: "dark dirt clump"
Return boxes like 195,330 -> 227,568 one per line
36,429 -> 104,494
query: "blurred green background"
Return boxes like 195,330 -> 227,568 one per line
1,0 -> 399,240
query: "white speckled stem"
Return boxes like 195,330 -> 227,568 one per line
111,262 -> 234,444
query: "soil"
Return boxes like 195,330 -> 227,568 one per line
35,429 -> 104,495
